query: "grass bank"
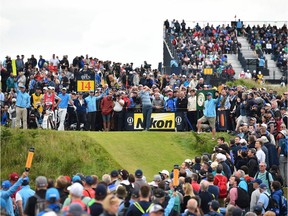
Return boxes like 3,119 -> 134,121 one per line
0,128 -> 232,183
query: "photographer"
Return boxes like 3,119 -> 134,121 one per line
113,93 -> 124,131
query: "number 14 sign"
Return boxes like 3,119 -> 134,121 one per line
77,80 -> 95,92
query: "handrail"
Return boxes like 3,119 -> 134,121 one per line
163,38 -> 174,59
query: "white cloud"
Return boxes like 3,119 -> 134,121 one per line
0,0 -> 287,68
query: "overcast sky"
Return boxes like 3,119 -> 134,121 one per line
0,0 -> 287,69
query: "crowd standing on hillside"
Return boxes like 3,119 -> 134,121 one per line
0,53 -> 287,133
1,129 -> 288,216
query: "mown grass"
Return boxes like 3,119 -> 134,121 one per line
1,127 -> 232,183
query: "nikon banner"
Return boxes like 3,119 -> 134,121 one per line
196,90 -> 216,110
125,112 -> 185,131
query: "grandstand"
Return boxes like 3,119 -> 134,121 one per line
163,19 -> 288,84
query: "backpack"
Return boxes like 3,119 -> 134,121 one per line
215,176 -> 227,198
264,193 -> 280,215
281,137 -> 288,157
235,187 -> 250,209
279,195 -> 287,215
34,194 -> 46,215
265,193 -> 288,216
247,181 -> 255,197
134,202 -> 153,216
225,158 -> 235,174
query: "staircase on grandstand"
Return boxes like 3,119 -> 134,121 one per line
226,54 -> 243,78
237,37 -> 283,80
263,54 -> 283,79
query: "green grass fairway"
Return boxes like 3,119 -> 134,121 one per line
1,128 -> 232,183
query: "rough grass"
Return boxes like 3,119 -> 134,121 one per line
226,79 -> 286,95
0,127 -> 232,184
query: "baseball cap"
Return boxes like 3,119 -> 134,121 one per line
153,174 -> 162,182
64,176 -> 71,183
36,176 -> 48,187
62,87 -> 67,91
2,180 -> 11,189
110,170 -> 119,178
95,184 -> 107,198
241,146 -> 248,151
135,169 -> 143,178
45,188 -> 60,202
119,169 -> 129,180
68,182 -> 83,197
84,176 -> 94,185
184,159 -> 192,164
159,170 -> 169,176
153,188 -> 165,198
259,183 -> 267,190
251,179 -> 262,185
253,205 -> 262,214
9,172 -> 19,181
131,189 -> 140,198
43,87 -> 48,90
261,123 -> 267,128
68,203 -> 87,216
206,92 -> 212,96
89,89 -> 94,93
216,153 -> 226,161
260,136 -> 269,143
279,130 -> 287,136
48,86 -> 53,90
18,83 -> 25,88
72,175 -> 81,183
149,204 -> 164,213
22,177 -> 30,184
209,200 -> 220,211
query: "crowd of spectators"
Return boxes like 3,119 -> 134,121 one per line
1,123 -> 287,216
0,53 -> 288,134
240,23 -> 288,75
164,19 -> 240,79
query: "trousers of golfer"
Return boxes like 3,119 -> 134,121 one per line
57,87 -> 75,131
139,86 -> 153,131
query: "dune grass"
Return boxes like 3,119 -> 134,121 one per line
0,127 -> 232,184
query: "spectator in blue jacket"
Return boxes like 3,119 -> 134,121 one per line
15,83 -> 30,129
271,181 -> 285,215
165,92 -> 176,112
0,172 -> 28,216
15,177 -> 35,216
85,87 -> 108,131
